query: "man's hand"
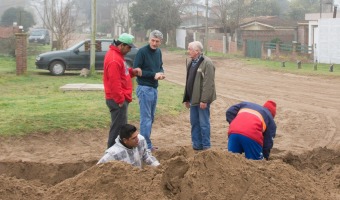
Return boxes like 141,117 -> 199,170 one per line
200,102 -> 207,109
132,68 -> 142,76
184,102 -> 190,109
154,72 -> 165,80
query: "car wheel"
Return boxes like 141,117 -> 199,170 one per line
49,61 -> 65,76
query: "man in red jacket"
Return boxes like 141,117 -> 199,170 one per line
103,33 -> 141,148
226,100 -> 277,160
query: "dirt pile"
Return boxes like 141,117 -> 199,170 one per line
1,147 -> 338,200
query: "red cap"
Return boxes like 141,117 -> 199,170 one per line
263,100 -> 276,118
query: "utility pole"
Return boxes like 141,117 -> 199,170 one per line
51,0 -> 54,50
127,0 -> 130,33
90,0 -> 97,76
205,0 -> 209,55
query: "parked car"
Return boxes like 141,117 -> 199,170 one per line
35,39 -> 138,76
28,28 -> 50,45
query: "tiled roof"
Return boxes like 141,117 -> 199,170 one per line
240,16 -> 297,27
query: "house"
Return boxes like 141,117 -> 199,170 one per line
238,16 -> 297,43
176,1 -> 221,49
305,10 -> 340,63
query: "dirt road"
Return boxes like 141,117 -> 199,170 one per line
163,51 -> 340,154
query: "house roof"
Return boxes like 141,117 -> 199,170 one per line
240,16 -> 297,29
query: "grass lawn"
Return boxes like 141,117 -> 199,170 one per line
0,45 -> 185,136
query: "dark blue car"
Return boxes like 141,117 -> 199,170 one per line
35,39 -> 138,76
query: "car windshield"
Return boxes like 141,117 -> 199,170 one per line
30,30 -> 45,36
66,40 -> 112,51
66,41 -> 87,51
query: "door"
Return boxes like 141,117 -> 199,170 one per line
68,41 -> 90,69
246,40 -> 262,58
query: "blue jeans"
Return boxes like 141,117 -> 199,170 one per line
106,99 -> 128,149
136,85 -> 158,149
228,134 -> 263,160
190,103 -> 211,150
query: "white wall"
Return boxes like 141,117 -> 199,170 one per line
317,18 -> 340,64
176,29 -> 187,49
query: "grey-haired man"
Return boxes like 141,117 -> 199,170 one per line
133,30 -> 165,151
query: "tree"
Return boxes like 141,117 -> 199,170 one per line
212,0 -> 290,36
74,0 -> 132,37
288,0 -> 320,21
32,0 -> 78,50
0,7 -> 35,30
211,0 -> 246,36
246,0 -> 281,17
130,0 -> 183,45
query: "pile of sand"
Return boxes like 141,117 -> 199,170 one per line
2,147 -> 338,200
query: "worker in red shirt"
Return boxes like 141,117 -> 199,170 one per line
103,33 -> 141,149
226,100 -> 277,160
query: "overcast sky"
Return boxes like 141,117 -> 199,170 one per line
335,0 -> 340,6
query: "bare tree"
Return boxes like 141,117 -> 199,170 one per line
112,2 -> 130,34
211,0 -> 248,37
32,0 -> 78,50
94,0 -> 131,37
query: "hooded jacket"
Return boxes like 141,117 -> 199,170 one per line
97,134 -> 160,168
226,102 -> 277,159
103,45 -> 135,104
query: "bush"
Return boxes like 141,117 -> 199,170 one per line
0,36 -> 15,56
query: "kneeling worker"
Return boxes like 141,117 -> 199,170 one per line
97,124 -> 160,168
226,100 -> 277,160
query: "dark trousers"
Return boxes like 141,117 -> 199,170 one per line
106,99 -> 128,149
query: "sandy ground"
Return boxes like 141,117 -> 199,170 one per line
0,51 -> 339,199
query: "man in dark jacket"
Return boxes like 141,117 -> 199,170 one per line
226,100 -> 277,160
183,41 -> 216,150
133,30 -> 165,151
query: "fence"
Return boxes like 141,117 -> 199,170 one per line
261,42 -> 313,62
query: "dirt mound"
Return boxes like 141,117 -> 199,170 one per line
0,160 -> 96,186
0,174 -> 46,200
1,147 -> 334,200
282,147 -> 340,199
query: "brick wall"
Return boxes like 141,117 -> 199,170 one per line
228,41 -> 237,54
207,39 -> 223,53
297,25 -> 308,45
15,33 -> 27,75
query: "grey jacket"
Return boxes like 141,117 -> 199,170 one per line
183,55 -> 216,106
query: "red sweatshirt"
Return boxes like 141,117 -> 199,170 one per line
103,45 -> 134,104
